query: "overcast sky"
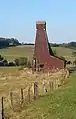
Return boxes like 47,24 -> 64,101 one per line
0,0 -> 76,43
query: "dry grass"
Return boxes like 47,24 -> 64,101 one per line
0,67 -> 68,119
0,45 -> 74,118
0,67 -> 64,98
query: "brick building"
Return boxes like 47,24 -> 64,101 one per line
32,21 -> 66,71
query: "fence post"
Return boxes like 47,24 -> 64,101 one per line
49,81 -> 53,91
34,82 -> 38,100
55,79 -> 58,89
2,97 -> 4,119
21,88 -> 24,104
10,92 -> 13,106
28,87 -> 31,102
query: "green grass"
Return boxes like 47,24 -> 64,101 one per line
0,45 -> 76,62
5,72 -> 76,119
0,45 -> 34,61
15,73 -> 76,119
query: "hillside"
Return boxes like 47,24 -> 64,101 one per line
0,45 -> 76,62
3,72 -> 76,119
19,73 -> 76,119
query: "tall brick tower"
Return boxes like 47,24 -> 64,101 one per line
32,21 -> 65,72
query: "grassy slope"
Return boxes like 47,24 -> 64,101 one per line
0,45 -> 76,62
16,73 -> 76,119
0,45 -> 34,61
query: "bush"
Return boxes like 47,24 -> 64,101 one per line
0,55 -> 4,61
0,61 -> 4,66
66,61 -> 72,64
3,59 -> 8,66
14,57 -> 28,66
73,60 -> 76,65
53,49 -> 57,55
14,58 -> 19,66
8,62 -> 16,66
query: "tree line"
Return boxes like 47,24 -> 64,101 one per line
23,42 -> 76,49
0,37 -> 21,48
0,37 -> 76,49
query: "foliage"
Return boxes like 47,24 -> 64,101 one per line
14,57 -> 28,66
3,59 -> 8,66
52,48 -> 57,55
14,57 -> 31,68
0,55 -> 4,61
66,61 -> 72,64
0,54 -> 31,67
49,42 -> 76,49
48,42 -> 54,55
73,60 -> 76,65
8,62 -> 16,66
0,37 -> 21,48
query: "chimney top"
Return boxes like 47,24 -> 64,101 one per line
36,21 -> 46,25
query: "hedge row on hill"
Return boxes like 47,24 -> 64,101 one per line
0,55 -> 31,68
0,37 -> 21,48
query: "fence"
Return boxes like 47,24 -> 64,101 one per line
0,68 -> 69,119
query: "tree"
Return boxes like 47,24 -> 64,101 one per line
0,37 -> 20,48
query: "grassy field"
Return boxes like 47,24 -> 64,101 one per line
0,45 -> 75,118
23,72 -> 76,119
0,45 -> 34,61
0,45 -> 76,62
0,67 -> 65,119
3,72 -> 76,119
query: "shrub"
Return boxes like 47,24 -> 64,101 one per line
14,58 -> 19,66
3,59 -> 8,66
0,61 -> 4,66
0,55 -> 4,61
8,62 -> 16,66
73,60 -> 76,65
14,57 -> 28,66
66,61 -> 72,64
53,49 -> 57,55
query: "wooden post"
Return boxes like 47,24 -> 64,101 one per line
21,88 -> 24,104
28,87 -> 31,102
32,59 -> 34,74
49,81 -> 51,91
2,97 -> 4,119
10,92 -> 13,106
49,81 -> 53,90
55,79 -> 58,89
34,82 -> 38,100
